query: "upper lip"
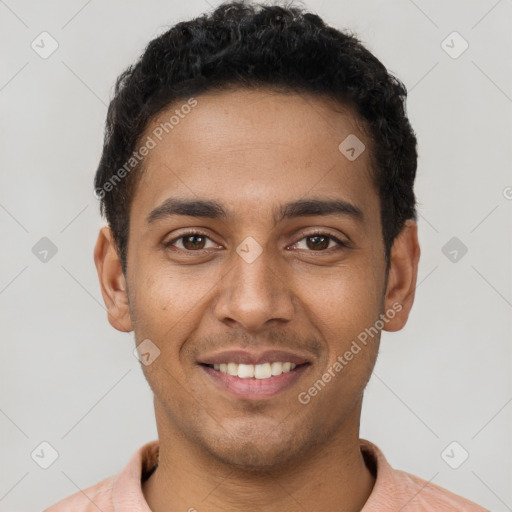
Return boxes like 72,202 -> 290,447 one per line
198,349 -> 310,366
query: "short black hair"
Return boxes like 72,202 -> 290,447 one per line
94,0 -> 417,275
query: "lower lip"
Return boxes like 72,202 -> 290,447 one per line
200,364 -> 310,399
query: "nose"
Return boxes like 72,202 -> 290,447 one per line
212,245 -> 295,332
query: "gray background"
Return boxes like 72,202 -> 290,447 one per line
1,0 -> 511,510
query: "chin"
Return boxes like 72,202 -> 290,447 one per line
209,441 -> 297,472
197,419 -> 313,472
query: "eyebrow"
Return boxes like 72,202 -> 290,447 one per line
146,197 -> 364,225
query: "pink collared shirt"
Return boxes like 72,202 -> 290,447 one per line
43,439 -> 489,511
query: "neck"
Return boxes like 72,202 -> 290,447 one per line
142,400 -> 375,512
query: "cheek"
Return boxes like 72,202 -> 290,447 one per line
308,261 -> 382,326
302,274 -> 381,413
130,264 -> 218,366
134,258 -> 210,318
301,260 -> 383,376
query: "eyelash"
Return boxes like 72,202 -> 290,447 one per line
165,229 -> 349,253
292,230 -> 350,251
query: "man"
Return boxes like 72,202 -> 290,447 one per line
45,1 -> 488,510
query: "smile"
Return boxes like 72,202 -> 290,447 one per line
205,361 -> 297,379
200,361 -> 310,399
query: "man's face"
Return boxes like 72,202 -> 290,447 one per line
102,88 -> 412,470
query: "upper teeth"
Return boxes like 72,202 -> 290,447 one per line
212,362 -> 297,379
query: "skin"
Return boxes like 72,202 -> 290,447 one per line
94,87 -> 420,512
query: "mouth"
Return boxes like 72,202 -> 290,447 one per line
202,361 -> 302,378
198,350 -> 312,399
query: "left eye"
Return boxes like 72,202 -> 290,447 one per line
292,233 -> 346,251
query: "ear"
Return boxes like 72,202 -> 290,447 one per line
382,219 -> 420,332
93,226 -> 133,332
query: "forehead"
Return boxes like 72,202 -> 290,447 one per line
131,87 -> 378,226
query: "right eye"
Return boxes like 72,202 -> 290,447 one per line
165,231 -> 221,252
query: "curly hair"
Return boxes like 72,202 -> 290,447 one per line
94,0 -> 417,275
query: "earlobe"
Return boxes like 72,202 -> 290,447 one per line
93,226 -> 133,333
383,219 -> 421,332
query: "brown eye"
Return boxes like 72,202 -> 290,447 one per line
293,232 -> 347,251
181,234 -> 206,250
305,235 -> 330,250
166,232 -> 217,251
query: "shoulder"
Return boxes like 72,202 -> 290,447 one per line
42,440 -> 158,512
360,440 -> 489,512
392,469 -> 489,511
43,476 -> 114,511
